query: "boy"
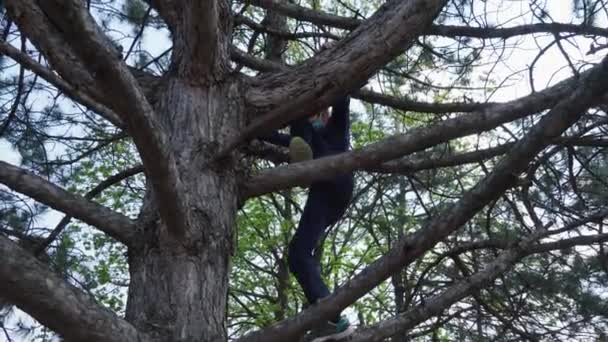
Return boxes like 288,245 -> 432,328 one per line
260,94 -> 355,341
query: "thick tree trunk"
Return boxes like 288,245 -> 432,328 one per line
125,76 -> 244,342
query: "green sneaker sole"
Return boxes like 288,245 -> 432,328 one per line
289,137 -> 313,163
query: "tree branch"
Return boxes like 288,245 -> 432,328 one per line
36,165 -> 144,254
156,0 -> 231,80
241,64 -> 586,198
354,89 -> 494,114
0,36 -> 25,138
231,47 -> 493,114
5,0 -> 105,106
428,23 -> 608,39
244,0 -> 360,30
0,235 -> 149,342
373,143 -> 514,174
234,14 -> 339,41
237,0 -> 448,152
236,55 -> 608,342
245,0 -> 608,39
0,161 -> 137,246
373,136 -> 608,174
0,39 -> 124,127
348,228 -> 548,342
9,0 -> 188,235
350,220 -> 608,341
261,0 -> 289,63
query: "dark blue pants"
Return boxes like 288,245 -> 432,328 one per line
287,119 -> 354,306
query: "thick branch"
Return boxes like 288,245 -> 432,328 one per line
355,89 -> 494,114
241,65 -> 584,198
158,0 -> 231,79
231,47 -> 492,114
0,161 -> 137,245
237,55 -> 608,342
428,23 -> 608,39
231,46 -> 281,72
240,0 -> 448,149
374,143 -> 514,174
252,139 -> 506,174
0,235 -> 148,342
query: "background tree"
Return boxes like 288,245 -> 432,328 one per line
2,0 -> 608,341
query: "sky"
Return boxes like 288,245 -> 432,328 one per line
1,0 -> 608,341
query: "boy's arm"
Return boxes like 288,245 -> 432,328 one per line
324,95 -> 351,139
258,131 -> 292,147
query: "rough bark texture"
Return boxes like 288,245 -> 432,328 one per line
128,5 -> 243,337
166,1 -> 232,80
124,75 -> 243,341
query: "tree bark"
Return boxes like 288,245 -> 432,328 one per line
0,161 -> 137,245
124,74 -> 244,341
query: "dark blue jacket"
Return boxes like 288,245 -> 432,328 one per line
261,96 -> 351,157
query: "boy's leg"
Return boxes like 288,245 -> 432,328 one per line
325,176 -> 355,227
292,183 -> 356,341
288,187 -> 331,304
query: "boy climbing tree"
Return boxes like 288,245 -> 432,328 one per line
260,68 -> 355,340
261,95 -> 354,341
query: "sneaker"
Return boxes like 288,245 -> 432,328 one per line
309,316 -> 355,342
289,137 -> 313,163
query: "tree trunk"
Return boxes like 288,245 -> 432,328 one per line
125,76 -> 244,342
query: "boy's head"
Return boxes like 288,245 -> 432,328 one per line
309,109 -> 330,130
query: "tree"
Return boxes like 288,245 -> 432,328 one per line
2,0 -> 608,341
